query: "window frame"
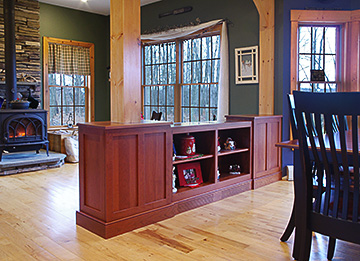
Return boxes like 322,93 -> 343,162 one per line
297,24 -> 341,93
290,9 -> 360,93
141,24 -> 222,122
43,37 -> 95,129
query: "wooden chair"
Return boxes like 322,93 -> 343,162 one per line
280,95 -> 298,242
150,111 -> 162,121
281,94 -> 320,243
293,91 -> 360,260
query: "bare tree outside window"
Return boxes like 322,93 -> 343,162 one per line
298,26 -> 338,93
48,74 -> 88,126
142,33 -> 220,122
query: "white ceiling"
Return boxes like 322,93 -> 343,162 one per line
38,0 -> 162,16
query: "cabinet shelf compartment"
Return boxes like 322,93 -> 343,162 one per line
173,130 -> 215,158
218,151 -> 250,182
173,157 -> 216,197
173,154 -> 213,165
218,127 -> 250,152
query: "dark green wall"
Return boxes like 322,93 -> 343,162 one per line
141,0 -> 259,115
39,3 -> 110,121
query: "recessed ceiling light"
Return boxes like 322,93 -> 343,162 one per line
81,0 -> 87,2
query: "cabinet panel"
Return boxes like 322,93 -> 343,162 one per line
225,115 -> 282,188
83,133 -> 104,215
267,121 -> 281,170
254,122 -> 267,176
144,132 -> 167,203
112,134 -> 139,212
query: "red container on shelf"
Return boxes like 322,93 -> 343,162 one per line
179,134 -> 196,155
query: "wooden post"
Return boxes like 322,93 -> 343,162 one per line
347,20 -> 360,91
252,0 -> 275,114
110,0 -> 141,123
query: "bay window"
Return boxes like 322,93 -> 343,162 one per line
141,19 -> 228,122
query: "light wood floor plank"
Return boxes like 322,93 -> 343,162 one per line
0,163 -> 359,260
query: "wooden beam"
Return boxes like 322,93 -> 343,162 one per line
291,10 -> 351,23
110,0 -> 141,123
290,21 -> 298,93
347,21 -> 360,91
252,0 -> 275,114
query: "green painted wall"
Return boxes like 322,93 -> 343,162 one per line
141,0 -> 259,115
39,3 -> 110,121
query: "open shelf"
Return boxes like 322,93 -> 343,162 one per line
218,172 -> 250,182
174,181 -> 212,194
173,154 -> 213,165
218,148 -> 249,156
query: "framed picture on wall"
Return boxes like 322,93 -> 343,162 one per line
177,162 -> 203,187
235,46 -> 258,84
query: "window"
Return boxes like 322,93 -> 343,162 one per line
298,25 -> 339,93
43,37 -> 94,128
142,33 -> 221,122
182,36 -> 220,122
143,42 -> 176,122
290,10 -> 360,93
48,74 -> 88,126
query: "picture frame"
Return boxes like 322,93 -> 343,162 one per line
235,46 -> 258,84
177,162 -> 203,187
310,69 -> 325,82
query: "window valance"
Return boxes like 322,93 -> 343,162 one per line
141,19 -> 223,42
48,43 -> 91,75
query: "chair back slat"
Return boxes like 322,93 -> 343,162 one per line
352,116 -> 359,222
326,113 -> 342,218
338,114 -> 350,219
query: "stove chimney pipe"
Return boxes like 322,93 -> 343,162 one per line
4,0 -> 17,107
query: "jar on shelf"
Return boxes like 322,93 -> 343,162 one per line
179,134 -> 196,155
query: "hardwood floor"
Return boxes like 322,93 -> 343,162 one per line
0,164 -> 359,260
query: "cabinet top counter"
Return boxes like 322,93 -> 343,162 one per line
225,114 -> 283,121
78,120 -> 252,132
171,121 -> 252,134
78,120 -> 171,130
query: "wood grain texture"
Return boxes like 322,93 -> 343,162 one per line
225,115 -> 282,188
252,0 -> 275,114
110,0 -> 141,123
291,10 -> 351,23
290,21 -> 298,93
0,166 -> 359,259
78,122 -> 172,227
78,121 -> 254,238
347,21 -> 360,91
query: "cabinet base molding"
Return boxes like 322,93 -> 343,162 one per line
76,204 -> 176,239
253,171 -> 282,189
76,180 -> 252,239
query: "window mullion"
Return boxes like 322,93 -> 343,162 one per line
199,40 -> 202,121
174,40 -> 181,122
311,27 -> 314,92
323,27 -> 326,92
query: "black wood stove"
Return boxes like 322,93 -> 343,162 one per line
0,110 -> 48,160
0,0 -> 49,161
